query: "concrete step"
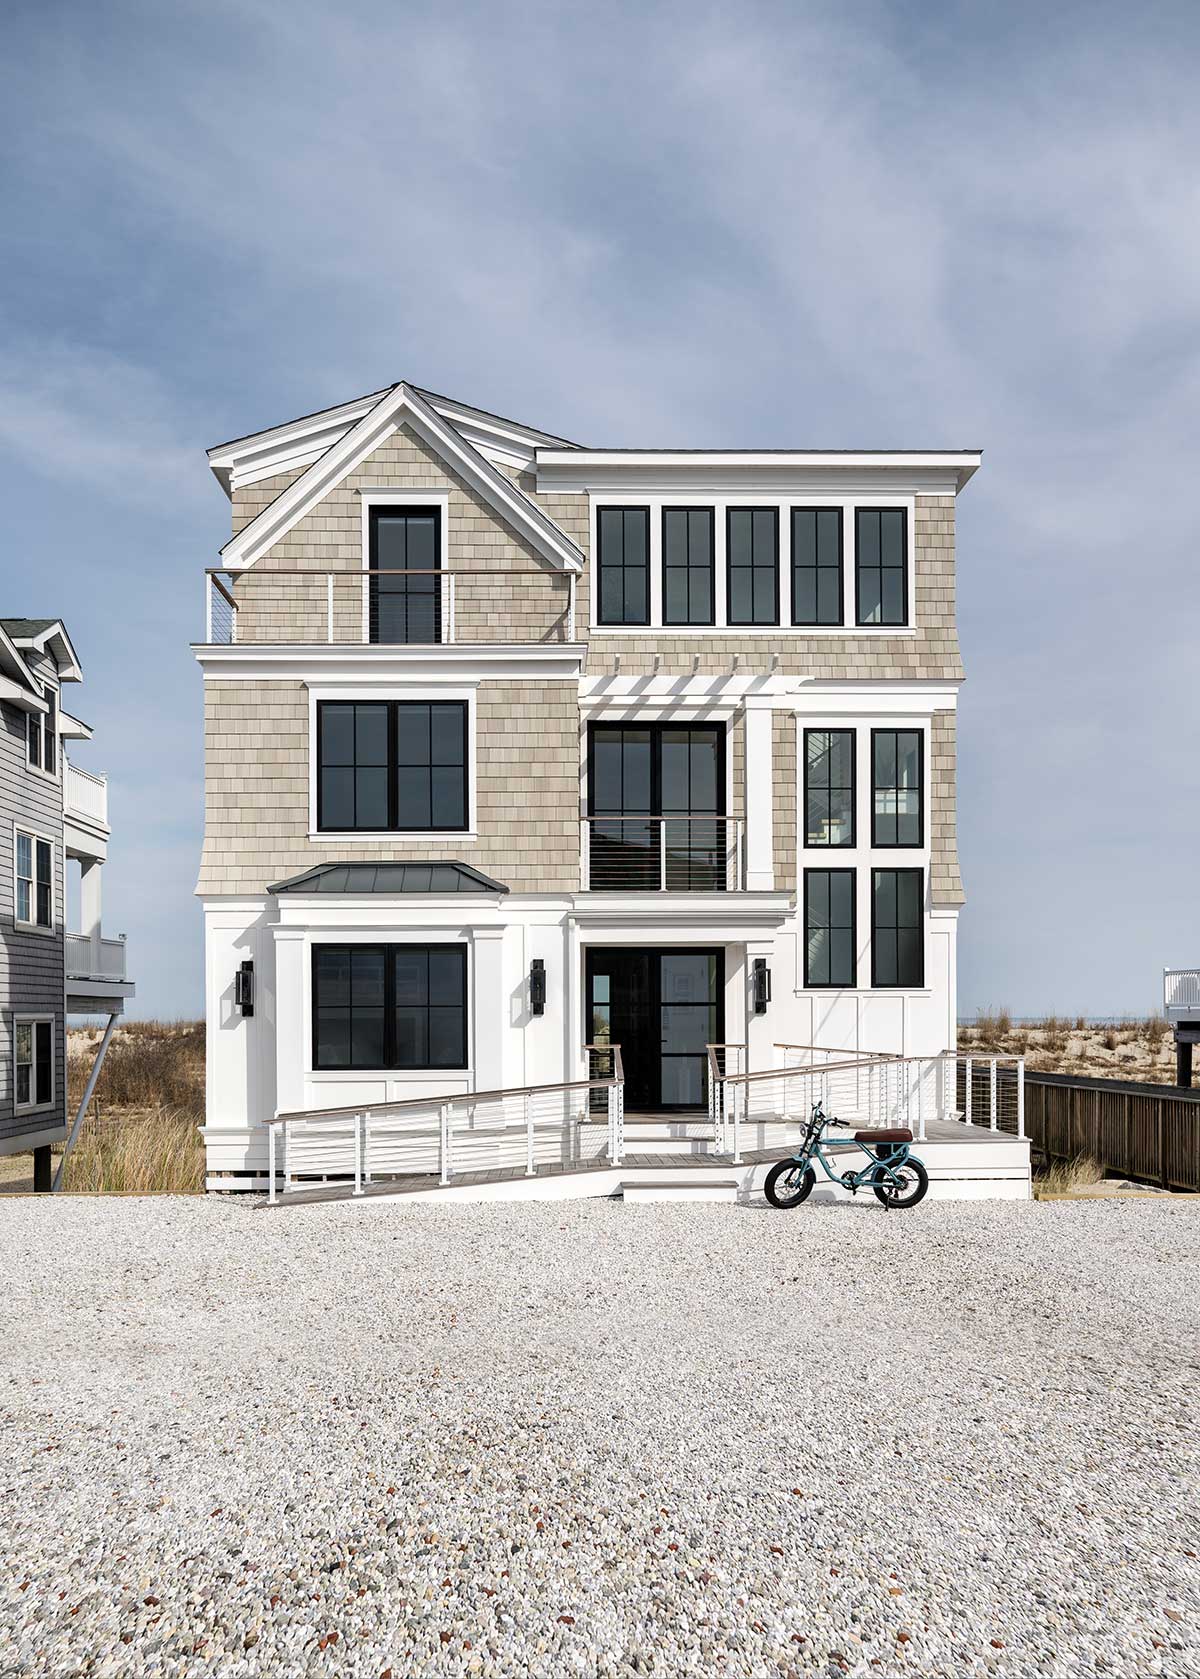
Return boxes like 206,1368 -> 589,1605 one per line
620,1176 -> 741,1204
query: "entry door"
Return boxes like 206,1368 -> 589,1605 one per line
586,949 -> 723,1111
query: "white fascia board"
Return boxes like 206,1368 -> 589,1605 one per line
273,896 -> 509,932
192,643 -> 587,683
791,678 -> 962,711
11,621 -> 83,682
570,895 -> 794,938
206,389 -> 392,495
0,673 -> 45,714
537,448 -> 981,486
59,710 -> 94,740
218,383 -> 584,575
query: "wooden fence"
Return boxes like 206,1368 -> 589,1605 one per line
1022,1071 -> 1200,1192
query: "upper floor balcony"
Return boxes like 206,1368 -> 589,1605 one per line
64,757 -> 110,863
581,817 -> 744,892
205,566 -> 577,648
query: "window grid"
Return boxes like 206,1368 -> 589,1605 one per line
804,729 -> 855,848
15,1018 -> 54,1111
317,701 -> 468,833
597,506 -> 650,626
726,507 -> 779,626
871,868 -> 925,988
662,507 -> 715,626
791,507 -> 844,626
312,944 -> 467,1071
804,869 -> 857,988
369,506 -> 442,645
15,832 -> 52,927
871,729 -> 924,848
855,507 -> 909,627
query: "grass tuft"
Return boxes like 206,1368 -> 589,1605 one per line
1036,1154 -> 1105,1194
60,1107 -> 204,1194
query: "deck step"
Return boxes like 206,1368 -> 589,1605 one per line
620,1176 -> 740,1204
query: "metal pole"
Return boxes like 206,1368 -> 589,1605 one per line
1017,1061 -> 1026,1140
52,1011 -> 119,1193
205,574 -> 213,643
659,822 -> 667,890
363,1110 -> 372,1186
268,1122 -> 276,1204
439,1103 -> 452,1185
965,1057 -> 973,1126
327,574 -> 335,643
567,573 -> 576,643
731,1075 -> 743,1165
353,1112 -> 363,1196
989,1058 -> 998,1132
525,1093 -> 535,1176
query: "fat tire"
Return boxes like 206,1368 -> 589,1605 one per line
871,1157 -> 929,1209
764,1159 -> 817,1209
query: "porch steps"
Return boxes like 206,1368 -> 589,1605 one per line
620,1175 -> 740,1204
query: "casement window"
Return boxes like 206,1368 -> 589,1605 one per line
369,505 -> 442,644
662,508 -> 715,626
855,508 -> 908,626
804,870 -> 856,988
14,1017 -> 54,1112
312,944 -> 467,1070
597,507 -> 650,626
872,869 -> 924,988
15,831 -> 53,929
804,729 -> 855,848
26,687 -> 57,775
317,701 -> 467,833
726,507 -> 779,626
872,730 -> 923,847
791,508 -> 843,626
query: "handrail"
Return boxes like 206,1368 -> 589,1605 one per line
774,1041 -> 892,1059
205,566 -> 569,578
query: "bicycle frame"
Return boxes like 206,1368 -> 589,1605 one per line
787,1104 -> 917,1195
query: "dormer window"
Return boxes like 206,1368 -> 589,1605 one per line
26,686 -> 57,776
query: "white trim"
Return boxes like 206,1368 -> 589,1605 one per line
12,824 -> 55,933
539,448 -> 980,480
13,1013 -> 56,1115
194,644 -> 586,683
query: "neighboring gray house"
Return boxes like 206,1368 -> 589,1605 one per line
0,619 -> 134,1190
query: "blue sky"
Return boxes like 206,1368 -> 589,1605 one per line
2,0 -> 1198,1019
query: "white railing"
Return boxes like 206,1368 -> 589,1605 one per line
581,817 -> 744,891
1164,969 -> 1200,1018
64,759 -> 108,827
65,931 -> 127,981
267,1045 -> 623,1203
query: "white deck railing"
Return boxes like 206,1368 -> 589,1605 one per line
64,759 -> 108,827
581,817 -> 744,891
267,1045 -> 623,1203
1164,969 -> 1200,1019
65,931 -> 127,981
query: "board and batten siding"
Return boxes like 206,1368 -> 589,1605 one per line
0,672 -> 67,1145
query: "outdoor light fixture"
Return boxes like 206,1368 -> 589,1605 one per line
235,959 -> 255,1017
530,958 -> 546,1016
752,958 -> 772,1014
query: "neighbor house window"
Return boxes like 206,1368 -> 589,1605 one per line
804,729 -> 855,847
855,508 -> 908,626
14,1017 -> 54,1112
369,506 -> 442,644
726,507 -> 778,625
662,507 -> 715,626
317,701 -> 467,832
805,870 -> 856,988
872,869 -> 924,988
15,831 -> 53,928
26,687 -> 57,774
791,508 -> 843,626
597,507 -> 650,625
312,945 -> 467,1070
872,730 -> 923,846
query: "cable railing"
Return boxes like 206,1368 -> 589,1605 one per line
266,1044 -> 623,1202
204,567 -> 577,647
581,817 -> 744,891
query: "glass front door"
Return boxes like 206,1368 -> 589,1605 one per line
586,948 -> 723,1111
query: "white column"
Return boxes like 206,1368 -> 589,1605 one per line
472,926 -> 506,1093
272,927 -> 307,1117
743,699 -> 774,891
80,859 -> 103,972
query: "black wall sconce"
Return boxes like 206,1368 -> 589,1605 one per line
752,958 -> 772,1015
530,958 -> 546,1016
235,959 -> 255,1017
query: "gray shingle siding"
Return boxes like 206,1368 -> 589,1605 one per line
0,659 -> 67,1146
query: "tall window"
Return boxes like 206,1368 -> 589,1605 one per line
27,686 -> 57,775
872,730 -> 923,846
792,508 -> 843,626
872,869 -> 924,988
14,1018 -> 54,1111
597,507 -> 650,626
312,945 -> 467,1070
370,506 -> 441,643
15,831 -> 52,928
727,507 -> 779,625
804,730 -> 855,847
587,723 -> 725,890
662,507 -> 714,625
805,870 -> 856,988
317,701 -> 467,832
855,508 -> 908,626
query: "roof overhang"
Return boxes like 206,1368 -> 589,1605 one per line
536,449 -> 983,493
269,861 -> 509,896
6,619 -> 84,682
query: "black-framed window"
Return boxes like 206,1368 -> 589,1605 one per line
317,700 -> 467,832
855,508 -> 908,626
804,729 -> 855,848
587,722 -> 725,890
15,831 -> 52,927
872,729 -> 923,847
370,506 -> 441,644
312,944 -> 467,1070
597,506 -> 650,625
805,870 -> 856,988
726,507 -> 779,625
872,869 -> 924,988
26,686 -> 57,774
791,508 -> 843,626
14,1018 -> 54,1111
662,507 -> 715,625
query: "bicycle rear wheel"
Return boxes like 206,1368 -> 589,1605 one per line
764,1159 -> 816,1209
871,1157 -> 929,1208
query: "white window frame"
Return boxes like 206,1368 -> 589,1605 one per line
25,684 -> 60,781
305,683 -> 478,842
587,494 -> 917,636
13,1013 -> 56,1114
13,825 -> 55,934
358,491 -> 451,644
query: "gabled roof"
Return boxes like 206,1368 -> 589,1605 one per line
0,618 -> 83,683
217,382 -> 584,575
268,861 -> 509,895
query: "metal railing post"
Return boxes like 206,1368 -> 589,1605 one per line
525,1093 -> 535,1176
445,574 -> 456,644
580,820 -> 589,890
363,1110 -> 372,1187
353,1112 -> 363,1196
989,1058 -> 998,1133
283,1120 -> 291,1196
205,574 -> 213,643
965,1057 -> 973,1126
267,1122 -> 276,1204
659,822 -> 668,891
327,574 -> 335,642
567,573 -> 576,643
731,1075 -> 743,1165
1017,1060 -> 1026,1140
916,1061 -> 926,1142
439,1103 -> 452,1185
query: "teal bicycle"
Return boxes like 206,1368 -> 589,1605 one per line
764,1099 -> 929,1209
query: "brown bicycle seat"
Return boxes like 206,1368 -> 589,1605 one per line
853,1127 -> 912,1144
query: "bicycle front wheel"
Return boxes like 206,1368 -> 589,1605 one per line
764,1159 -> 816,1209
871,1157 -> 929,1208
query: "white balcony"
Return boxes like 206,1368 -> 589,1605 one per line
64,758 -> 110,862
581,817 -> 745,892
66,931 -> 127,982
1164,969 -> 1200,1023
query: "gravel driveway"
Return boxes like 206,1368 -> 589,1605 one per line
1,1197 -> 1197,1678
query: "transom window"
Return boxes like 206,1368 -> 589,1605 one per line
805,870 -> 856,988
855,508 -> 908,626
15,831 -> 52,928
597,507 -> 650,626
872,869 -> 924,988
317,701 -> 467,832
872,730 -> 923,847
791,508 -> 843,626
15,1017 -> 54,1111
369,506 -> 442,644
662,507 -> 715,626
726,507 -> 779,625
26,686 -> 57,775
312,944 -> 467,1070
804,729 -> 855,848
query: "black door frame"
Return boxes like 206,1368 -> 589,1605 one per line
585,946 -> 725,1113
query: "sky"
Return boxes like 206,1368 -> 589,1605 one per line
2,0 -> 1198,1020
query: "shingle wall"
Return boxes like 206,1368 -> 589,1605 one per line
930,709 -> 965,907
